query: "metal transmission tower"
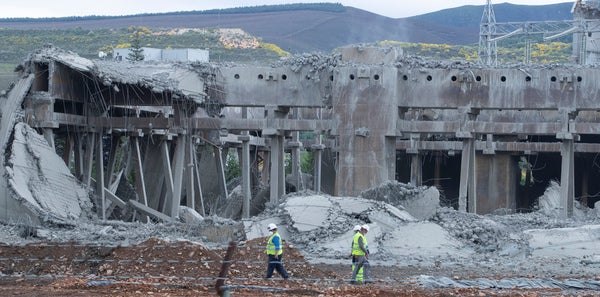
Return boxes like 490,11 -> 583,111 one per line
478,0 -> 498,66
476,1 -> 600,65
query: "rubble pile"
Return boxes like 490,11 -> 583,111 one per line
360,180 -> 439,220
271,52 -> 342,73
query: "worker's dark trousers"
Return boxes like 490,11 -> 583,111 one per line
266,254 -> 289,279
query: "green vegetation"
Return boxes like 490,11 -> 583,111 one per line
126,27 -> 146,62
378,40 -> 572,64
0,24 -> 573,68
0,27 -> 285,65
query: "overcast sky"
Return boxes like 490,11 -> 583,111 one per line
2,1 -> 572,19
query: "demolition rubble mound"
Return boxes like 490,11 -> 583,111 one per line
2,181 -> 600,295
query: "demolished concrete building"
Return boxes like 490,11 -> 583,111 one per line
4,32 -> 600,225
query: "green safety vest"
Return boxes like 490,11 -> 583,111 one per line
266,232 -> 283,256
351,232 -> 367,256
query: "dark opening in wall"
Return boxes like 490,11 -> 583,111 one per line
396,151 -> 461,209
514,153 -> 560,212
576,154 -> 599,208
32,63 -> 49,92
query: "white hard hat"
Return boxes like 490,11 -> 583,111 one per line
361,224 -> 370,231
267,223 -> 278,231
353,225 -> 361,232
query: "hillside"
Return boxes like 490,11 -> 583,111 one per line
0,2 -> 575,55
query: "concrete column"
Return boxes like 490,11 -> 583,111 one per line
161,141 -> 175,216
83,133 -> 95,187
191,142 -> 206,216
184,135 -> 195,209
214,147 -> 229,199
410,154 -> 422,186
290,141 -> 302,192
312,135 -> 324,193
132,136 -> 149,222
581,170 -> 589,207
332,62 -> 398,196
239,134 -> 251,218
143,137 -> 165,211
240,106 -> 251,218
262,151 -> 270,185
105,134 -> 121,187
459,139 -> 476,213
467,139 -> 477,214
290,108 -> 303,191
43,128 -> 54,149
74,133 -> 84,180
62,133 -> 74,168
560,139 -> 574,218
269,135 -> 285,203
95,132 -> 106,221
434,153 -> 441,189
170,134 -> 186,219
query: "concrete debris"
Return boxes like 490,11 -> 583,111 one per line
360,180 -> 439,220
178,206 -> 204,225
245,193 -> 424,260
272,52 -> 342,73
536,180 -> 587,219
418,275 -> 600,290
341,45 -> 401,65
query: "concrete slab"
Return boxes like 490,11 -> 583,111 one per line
243,217 -> 289,241
6,123 -> 93,223
525,224 -> 600,258
284,195 -> 332,232
384,222 -> 471,258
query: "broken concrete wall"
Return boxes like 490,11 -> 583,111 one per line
4,123 -> 94,225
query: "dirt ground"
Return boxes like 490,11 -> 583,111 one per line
1,237 -> 598,297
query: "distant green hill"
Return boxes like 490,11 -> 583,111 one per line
0,2 -> 577,54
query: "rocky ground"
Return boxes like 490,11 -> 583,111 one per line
2,182 -> 600,296
1,236 -> 597,297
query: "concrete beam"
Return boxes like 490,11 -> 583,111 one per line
396,140 -> 600,154
218,67 -> 330,107
104,187 -> 127,209
129,200 -> 173,223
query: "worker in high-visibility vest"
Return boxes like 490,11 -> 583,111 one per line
350,224 -> 372,284
265,223 -> 289,279
350,225 -> 364,281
